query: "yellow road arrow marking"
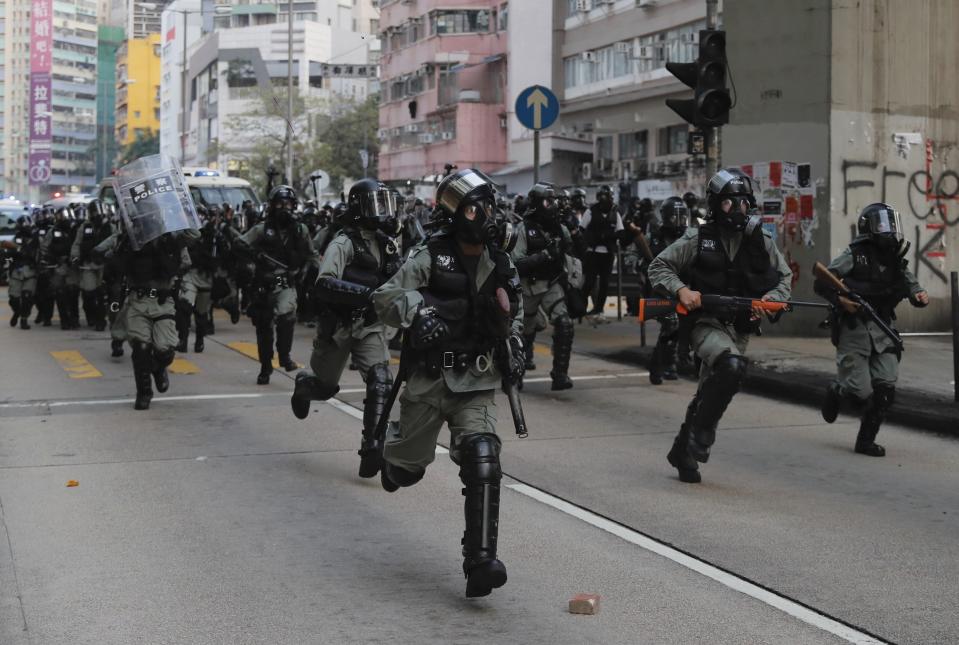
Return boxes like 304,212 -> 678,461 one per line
50,350 -> 103,379
226,341 -> 280,368
169,357 -> 200,374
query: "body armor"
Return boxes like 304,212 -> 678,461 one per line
843,239 -> 909,321
686,223 -> 778,299
522,220 -> 565,281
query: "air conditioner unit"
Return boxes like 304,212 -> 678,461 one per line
614,42 -> 632,54
616,160 -> 634,178
581,51 -> 597,63
405,123 -> 421,133
575,0 -> 589,11
596,158 -> 609,172
581,162 -> 592,180
635,45 -> 655,60
419,133 -> 434,144
637,0 -> 657,8
440,131 -> 454,140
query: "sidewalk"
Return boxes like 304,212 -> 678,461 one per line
570,308 -> 959,435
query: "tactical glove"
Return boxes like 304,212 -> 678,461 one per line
410,306 -> 449,349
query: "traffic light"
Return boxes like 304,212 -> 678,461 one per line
665,29 -> 732,128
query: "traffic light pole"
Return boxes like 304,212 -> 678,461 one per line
706,0 -> 721,174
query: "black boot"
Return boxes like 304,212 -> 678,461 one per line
687,353 -> 747,463
152,348 -> 173,393
18,294 -> 32,330
111,339 -> 125,357
821,381 -> 842,424
290,371 -> 339,420
175,300 -> 191,353
255,323 -> 274,385
359,363 -> 392,478
193,311 -> 205,353
667,399 -> 701,483
649,342 -> 664,385
855,382 -> 893,457
276,317 -> 297,371
68,287 -> 81,329
662,338 -> 679,380
459,435 -> 507,598
81,290 -> 95,327
93,289 -> 107,331
131,342 -> 154,410
523,333 -> 537,371
9,296 -> 20,327
550,316 -> 574,391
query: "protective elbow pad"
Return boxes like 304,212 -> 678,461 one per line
313,276 -> 372,308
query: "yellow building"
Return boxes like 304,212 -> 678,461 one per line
116,34 -> 162,146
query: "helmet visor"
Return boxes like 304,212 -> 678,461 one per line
868,206 -> 903,239
355,188 -> 398,222
665,204 -> 690,228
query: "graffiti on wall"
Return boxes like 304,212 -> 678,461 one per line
841,139 -> 955,283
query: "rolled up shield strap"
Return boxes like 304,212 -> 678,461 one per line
313,276 -> 373,308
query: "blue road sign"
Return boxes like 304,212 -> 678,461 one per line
515,85 -> 559,131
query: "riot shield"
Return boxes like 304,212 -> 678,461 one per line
113,154 -> 200,250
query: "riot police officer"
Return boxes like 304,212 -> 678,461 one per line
41,206 -> 81,329
371,168 -> 524,598
290,178 -> 402,479
93,228 -> 196,410
5,215 -> 38,330
177,208 -> 219,353
236,186 -> 315,384
510,182 -> 576,390
580,185 -> 625,318
648,170 -> 793,483
815,203 -> 928,456
644,196 -> 690,384
70,199 -> 113,331
33,207 -> 56,326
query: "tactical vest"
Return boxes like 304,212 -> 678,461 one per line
78,222 -> 108,261
340,229 -> 400,289
524,219 -> 565,281
843,239 -> 909,320
124,235 -> 183,286
422,234 -> 519,355
193,226 -> 219,272
259,224 -> 304,270
686,223 -> 779,298
48,224 -> 72,259
585,203 -> 616,247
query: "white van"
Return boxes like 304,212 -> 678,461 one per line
97,168 -> 260,211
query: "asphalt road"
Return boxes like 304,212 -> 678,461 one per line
0,300 -> 955,644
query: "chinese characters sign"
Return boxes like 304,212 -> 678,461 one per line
29,0 -> 53,185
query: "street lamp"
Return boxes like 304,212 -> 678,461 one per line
137,2 -> 230,165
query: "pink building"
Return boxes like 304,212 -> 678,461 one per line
377,0 -> 510,183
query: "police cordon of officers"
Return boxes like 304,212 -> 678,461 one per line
372,167 -> 525,598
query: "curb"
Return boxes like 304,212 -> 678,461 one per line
582,346 -> 959,437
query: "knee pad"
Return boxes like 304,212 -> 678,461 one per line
385,462 -> 425,488
458,435 -> 502,485
552,315 -> 574,340
153,348 -> 176,368
871,381 -> 895,412
365,362 -> 393,393
712,352 -> 748,387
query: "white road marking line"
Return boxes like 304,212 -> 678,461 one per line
0,388 -> 368,410
506,482 -> 885,645
324,397 -> 449,455
523,371 -> 648,384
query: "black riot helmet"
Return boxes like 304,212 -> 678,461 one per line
348,177 -> 398,232
659,196 -> 690,235
682,191 -> 699,211
435,168 -> 498,244
706,169 -> 756,232
268,185 -> 298,227
86,199 -> 106,224
527,182 -> 559,221
570,187 -> 587,211
596,185 -> 614,207
557,188 -> 571,211
857,202 -> 907,256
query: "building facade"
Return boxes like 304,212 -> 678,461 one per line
95,24 -> 125,181
116,33 -> 162,146
376,0 -> 509,185
724,0 -> 957,332
0,0 -> 98,201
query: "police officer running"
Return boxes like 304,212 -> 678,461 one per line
580,185 -> 626,319
372,168 -> 525,598
648,170 -> 793,483
4,214 -> 38,330
815,203 -> 928,456
290,178 -> 402,479
70,199 -> 113,331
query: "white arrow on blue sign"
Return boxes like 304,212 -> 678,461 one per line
515,85 -> 559,131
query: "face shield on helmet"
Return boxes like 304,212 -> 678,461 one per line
268,185 -> 298,227
707,169 -> 756,232
353,185 -> 398,232
661,198 -> 690,232
858,203 -> 906,256
435,168 -> 498,244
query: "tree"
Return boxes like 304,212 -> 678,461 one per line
117,130 -> 160,166
222,91 -> 380,201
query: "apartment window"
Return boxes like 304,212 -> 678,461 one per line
370,18 -> 378,33
226,59 -> 257,88
567,0 -> 591,15
618,131 -> 647,160
430,9 -> 491,35
497,3 -> 508,31
134,111 -> 141,118
636,21 -> 702,73
658,125 -> 688,156
596,135 -> 613,164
